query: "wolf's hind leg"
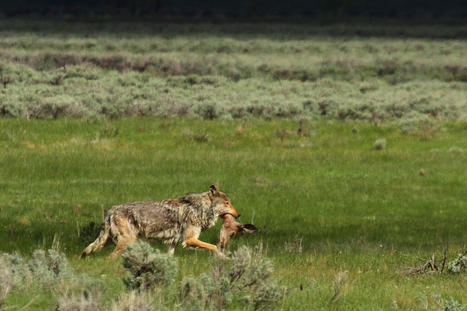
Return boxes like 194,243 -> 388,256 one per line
109,215 -> 138,257
79,217 -> 111,259
111,235 -> 137,257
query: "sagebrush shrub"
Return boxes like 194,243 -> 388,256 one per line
57,291 -> 102,311
180,245 -> 285,310
194,103 -> 220,120
75,274 -> 107,297
3,244 -> 284,310
180,267 -> 233,310
180,276 -> 208,310
416,293 -> 465,311
111,291 -> 157,311
0,253 -> 33,288
447,253 -> 467,274
1,249 -> 106,310
373,138 -> 387,150
0,257 -> 13,306
398,111 -> 435,134
229,245 -> 285,309
0,249 -> 101,294
28,249 -> 73,288
443,297 -> 465,311
447,147 -> 465,154
122,240 -> 178,290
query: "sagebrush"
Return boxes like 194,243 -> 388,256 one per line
0,21 -> 465,120
122,240 -> 178,290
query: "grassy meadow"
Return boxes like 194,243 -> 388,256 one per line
0,20 -> 466,310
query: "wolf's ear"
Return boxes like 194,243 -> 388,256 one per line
210,184 -> 219,196
241,224 -> 258,233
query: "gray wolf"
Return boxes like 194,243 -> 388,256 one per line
79,184 -> 239,258
219,213 -> 258,250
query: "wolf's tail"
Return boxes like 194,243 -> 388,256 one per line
79,216 -> 111,259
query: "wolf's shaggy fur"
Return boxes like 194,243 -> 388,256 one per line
80,185 -> 239,258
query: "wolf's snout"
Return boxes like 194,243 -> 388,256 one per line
236,214 -> 240,218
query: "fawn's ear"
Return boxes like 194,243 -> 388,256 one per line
241,224 -> 258,233
210,184 -> 220,196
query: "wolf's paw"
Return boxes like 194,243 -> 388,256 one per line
216,251 -> 230,260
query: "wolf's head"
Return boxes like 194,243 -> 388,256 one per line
208,184 -> 239,218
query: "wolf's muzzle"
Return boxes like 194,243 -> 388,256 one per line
221,213 -> 240,219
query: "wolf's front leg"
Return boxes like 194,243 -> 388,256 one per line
184,237 -> 226,259
168,244 -> 176,255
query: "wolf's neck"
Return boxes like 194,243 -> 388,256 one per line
200,204 -> 218,230
179,192 -> 218,230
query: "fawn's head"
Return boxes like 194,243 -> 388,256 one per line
219,213 -> 258,249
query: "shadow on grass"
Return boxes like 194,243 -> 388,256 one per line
0,19 -> 466,39
0,219 -> 99,254
256,216 -> 465,253
1,215 -> 464,256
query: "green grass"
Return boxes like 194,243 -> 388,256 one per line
0,118 -> 466,309
0,20 -> 466,309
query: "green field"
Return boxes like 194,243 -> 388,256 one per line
0,21 -> 466,310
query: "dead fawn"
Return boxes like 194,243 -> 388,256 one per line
219,213 -> 258,250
